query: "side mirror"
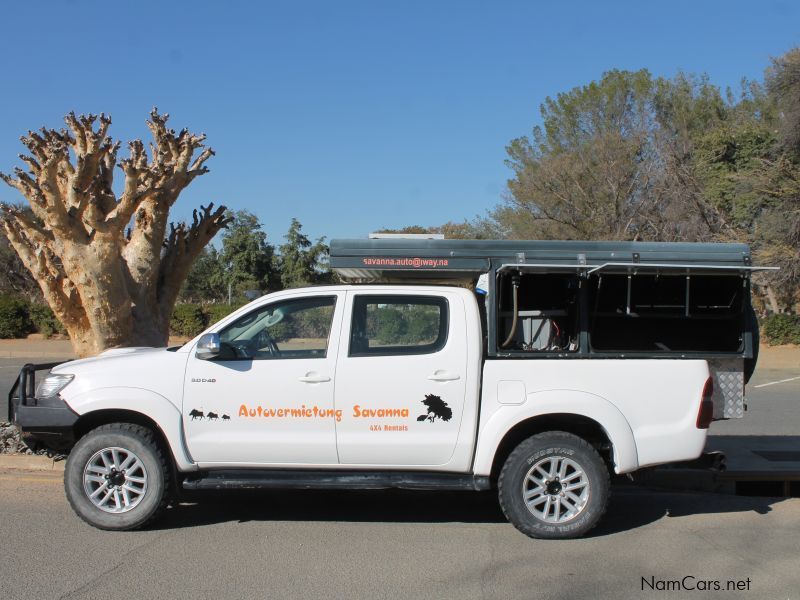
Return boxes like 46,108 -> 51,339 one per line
196,333 -> 221,360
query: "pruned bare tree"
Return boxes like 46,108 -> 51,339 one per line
0,109 -> 231,357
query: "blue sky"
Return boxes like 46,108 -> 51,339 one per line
0,0 -> 797,245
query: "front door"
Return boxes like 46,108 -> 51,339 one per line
183,292 -> 343,465
334,291 -> 468,466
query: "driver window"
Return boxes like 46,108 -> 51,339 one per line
218,296 -> 336,360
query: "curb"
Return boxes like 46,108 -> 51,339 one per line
0,454 -> 65,471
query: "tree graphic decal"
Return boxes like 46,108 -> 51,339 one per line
417,394 -> 452,422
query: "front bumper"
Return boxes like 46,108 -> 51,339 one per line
8,363 -> 78,451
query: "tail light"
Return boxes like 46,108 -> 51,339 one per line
696,377 -> 714,429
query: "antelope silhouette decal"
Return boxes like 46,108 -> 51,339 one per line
417,394 -> 452,422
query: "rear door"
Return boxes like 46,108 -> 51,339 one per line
334,290 -> 468,466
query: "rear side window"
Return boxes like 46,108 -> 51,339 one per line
349,295 -> 448,356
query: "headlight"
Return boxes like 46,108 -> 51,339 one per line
36,374 -> 74,398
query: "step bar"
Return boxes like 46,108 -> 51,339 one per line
181,470 -> 492,492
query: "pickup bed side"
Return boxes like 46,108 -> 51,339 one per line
474,358 -> 711,475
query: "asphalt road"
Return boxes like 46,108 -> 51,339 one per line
709,364 -> 800,436
1,472 -> 798,600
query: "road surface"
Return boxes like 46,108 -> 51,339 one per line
1,472 -> 798,599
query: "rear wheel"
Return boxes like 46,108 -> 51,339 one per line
64,423 -> 170,530
498,431 -> 610,539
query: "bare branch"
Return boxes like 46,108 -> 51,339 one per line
157,203 -> 231,310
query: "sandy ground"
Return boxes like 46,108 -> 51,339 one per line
0,335 -> 191,359
755,343 -> 800,368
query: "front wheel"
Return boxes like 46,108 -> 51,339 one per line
64,423 -> 171,530
498,431 -> 610,539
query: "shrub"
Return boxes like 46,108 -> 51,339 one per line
761,314 -> 800,345
203,303 -> 241,327
286,305 -> 333,339
405,305 -> 440,343
29,303 -> 66,338
0,295 -> 32,338
374,308 -> 407,344
170,304 -> 206,337
269,320 -> 294,342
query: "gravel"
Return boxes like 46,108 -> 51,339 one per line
0,421 -> 54,456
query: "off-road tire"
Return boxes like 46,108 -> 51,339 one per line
498,431 -> 610,539
65,423 -> 171,531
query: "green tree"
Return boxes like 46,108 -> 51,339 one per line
180,247 -> 226,302
276,218 -> 330,289
767,47 -> 800,153
376,220 -> 498,239
760,48 -> 800,308
376,225 -> 429,234
220,210 -> 276,300
499,69 -> 735,242
492,55 -> 800,309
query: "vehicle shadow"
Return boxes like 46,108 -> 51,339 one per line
589,483 -> 787,538
149,482 -> 789,536
705,435 -> 800,462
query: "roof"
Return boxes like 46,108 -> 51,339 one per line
329,238 -> 757,280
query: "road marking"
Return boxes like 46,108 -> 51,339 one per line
753,376 -> 800,388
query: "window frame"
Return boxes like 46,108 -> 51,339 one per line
348,294 -> 450,358
216,295 -> 338,361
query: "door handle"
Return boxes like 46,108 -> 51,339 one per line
427,371 -> 461,382
298,373 -> 331,383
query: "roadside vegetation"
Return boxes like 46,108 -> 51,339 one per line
761,314 -> 800,345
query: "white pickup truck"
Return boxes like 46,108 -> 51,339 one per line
9,239 -> 763,539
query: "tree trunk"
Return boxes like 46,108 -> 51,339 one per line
765,284 -> 781,315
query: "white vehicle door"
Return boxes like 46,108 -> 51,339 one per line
183,292 -> 343,465
334,291 -> 468,466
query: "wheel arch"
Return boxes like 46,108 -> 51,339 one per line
74,409 -> 171,459
486,413 -> 614,484
473,390 -> 640,480
65,387 -> 197,472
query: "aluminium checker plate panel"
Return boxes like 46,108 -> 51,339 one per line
708,358 -> 745,419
